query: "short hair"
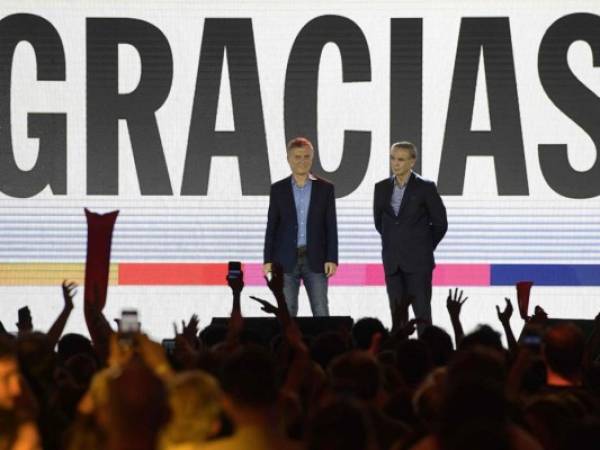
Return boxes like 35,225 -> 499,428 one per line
287,136 -> 314,152
390,141 -> 417,160
57,333 -> 95,362
421,325 -> 454,366
543,323 -> 584,379
352,318 -> 388,350
459,325 -> 504,353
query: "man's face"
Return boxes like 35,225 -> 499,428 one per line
287,146 -> 314,177
0,358 -> 21,410
390,147 -> 416,179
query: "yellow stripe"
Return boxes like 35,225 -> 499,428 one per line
0,263 -> 119,286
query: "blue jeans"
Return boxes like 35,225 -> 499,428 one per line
283,254 -> 329,316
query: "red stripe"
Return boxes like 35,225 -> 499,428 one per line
119,263 -> 228,285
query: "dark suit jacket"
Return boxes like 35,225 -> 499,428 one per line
374,172 -> 447,275
264,175 -> 338,273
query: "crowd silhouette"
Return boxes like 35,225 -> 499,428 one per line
1,263 -> 600,450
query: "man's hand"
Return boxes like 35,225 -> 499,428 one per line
62,280 -> 77,311
496,298 -> 513,325
324,262 -> 337,278
262,263 -> 272,276
446,288 -> 468,320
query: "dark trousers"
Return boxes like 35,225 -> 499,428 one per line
385,268 -> 432,336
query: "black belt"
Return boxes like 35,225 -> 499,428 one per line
297,246 -> 307,257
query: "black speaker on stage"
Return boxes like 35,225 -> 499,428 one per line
519,318 -> 596,341
210,316 -> 354,343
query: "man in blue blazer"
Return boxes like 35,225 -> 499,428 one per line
374,142 -> 447,334
263,137 -> 338,316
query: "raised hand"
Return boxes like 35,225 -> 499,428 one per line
496,298 -> 518,351
249,296 -> 279,316
264,262 -> 291,326
265,262 -> 284,297
181,314 -> 199,346
528,305 -> 548,324
496,298 -> 513,324
226,273 -> 244,295
46,281 -> 78,347
446,288 -> 468,319
16,306 -> 33,333
446,288 -> 467,346
62,280 -> 78,311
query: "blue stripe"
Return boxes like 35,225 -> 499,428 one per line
491,264 -> 600,286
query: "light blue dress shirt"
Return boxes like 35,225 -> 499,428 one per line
390,174 -> 408,215
292,175 -> 313,247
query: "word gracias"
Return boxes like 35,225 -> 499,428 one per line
0,13 -> 599,198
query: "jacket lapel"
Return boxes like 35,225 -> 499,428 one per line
383,179 -> 395,217
306,175 -> 317,223
285,176 -> 298,219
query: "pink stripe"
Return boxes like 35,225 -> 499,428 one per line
239,263 -> 490,286
432,264 -> 490,286
242,263 -> 267,285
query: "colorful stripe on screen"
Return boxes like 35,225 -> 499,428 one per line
0,263 -> 599,286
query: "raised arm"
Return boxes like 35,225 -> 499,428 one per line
84,284 -> 114,364
446,288 -> 467,346
224,269 -> 244,350
496,298 -> 518,352
265,262 -> 291,328
46,280 -> 77,349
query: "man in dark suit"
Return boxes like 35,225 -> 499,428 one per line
374,142 -> 447,333
263,137 -> 338,316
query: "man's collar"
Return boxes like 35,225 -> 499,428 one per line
292,173 -> 316,186
390,171 -> 412,187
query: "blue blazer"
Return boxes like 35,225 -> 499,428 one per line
374,172 -> 447,275
264,175 -> 338,273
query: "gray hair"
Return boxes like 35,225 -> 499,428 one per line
390,141 -> 417,160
